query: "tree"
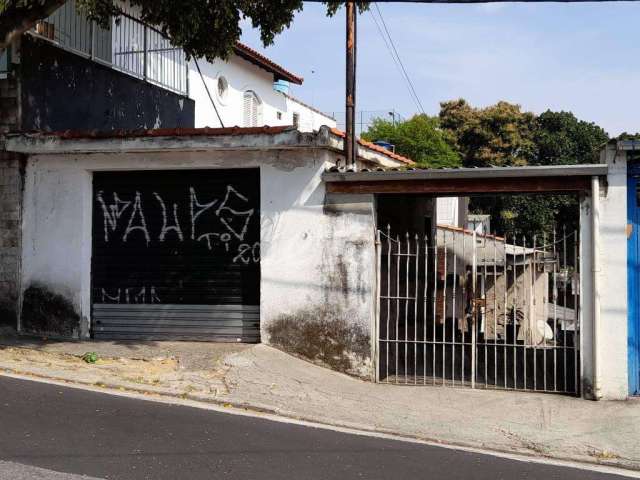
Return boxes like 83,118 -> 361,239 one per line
361,114 -> 461,168
440,99 -> 609,238
532,110 -> 608,166
0,1 -> 368,58
439,99 -> 536,168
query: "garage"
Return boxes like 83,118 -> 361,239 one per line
91,168 -> 260,342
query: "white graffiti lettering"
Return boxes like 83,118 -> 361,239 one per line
99,286 -> 160,304
233,241 -> 260,264
97,191 -> 131,242
216,185 -> 254,241
123,191 -> 151,245
190,187 -> 218,241
154,192 -> 184,242
150,287 -> 161,304
101,288 -> 121,303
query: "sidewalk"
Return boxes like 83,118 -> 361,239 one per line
1,330 -> 638,472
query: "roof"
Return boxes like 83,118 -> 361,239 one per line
617,139 -> 640,151
21,125 -> 293,141
323,163 -> 608,182
3,126 -> 410,168
329,128 -> 414,166
234,42 -> 303,85
283,93 -> 336,121
323,164 -> 606,195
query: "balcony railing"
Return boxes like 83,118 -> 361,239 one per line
32,0 -> 188,95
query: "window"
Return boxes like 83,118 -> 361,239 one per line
277,112 -> 283,121
243,90 -> 262,127
292,112 -> 300,129
217,76 -> 228,100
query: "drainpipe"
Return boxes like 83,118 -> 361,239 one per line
592,175 -> 602,400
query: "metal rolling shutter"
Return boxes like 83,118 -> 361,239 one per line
91,169 -> 260,341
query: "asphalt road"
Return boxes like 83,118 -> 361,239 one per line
0,376 -> 630,480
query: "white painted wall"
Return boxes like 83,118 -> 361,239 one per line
284,95 -> 337,133
20,148 -> 375,375
580,144 -> 629,400
436,197 -> 459,227
188,55 -> 335,132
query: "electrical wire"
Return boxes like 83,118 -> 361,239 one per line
194,57 -> 225,128
372,2 -> 427,115
369,8 -> 424,115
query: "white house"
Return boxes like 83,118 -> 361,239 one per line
7,0 -> 336,133
189,42 -> 336,132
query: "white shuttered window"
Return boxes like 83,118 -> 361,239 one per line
243,90 -> 262,127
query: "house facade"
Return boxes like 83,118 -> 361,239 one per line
2,126 -> 638,401
4,127 -> 412,379
0,0 -> 336,329
0,0 -> 335,134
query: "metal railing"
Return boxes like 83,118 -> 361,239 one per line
32,0 -> 188,95
376,225 -> 580,395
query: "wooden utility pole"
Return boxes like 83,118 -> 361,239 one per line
345,2 -> 357,169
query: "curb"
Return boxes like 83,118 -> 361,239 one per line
1,364 -> 639,476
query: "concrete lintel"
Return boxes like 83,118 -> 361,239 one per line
4,126 -> 407,169
323,164 -> 609,183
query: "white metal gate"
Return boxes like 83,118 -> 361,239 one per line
376,226 -> 580,395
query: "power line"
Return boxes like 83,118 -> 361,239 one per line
368,8 -> 423,115
373,3 -> 427,115
193,57 -> 225,128
306,1 -> 637,3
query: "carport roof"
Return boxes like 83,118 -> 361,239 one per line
323,164 -> 607,194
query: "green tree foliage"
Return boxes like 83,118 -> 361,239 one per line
440,100 -> 609,237
0,1 -> 368,56
439,99 -> 536,168
361,114 -> 461,168
532,110 -> 608,166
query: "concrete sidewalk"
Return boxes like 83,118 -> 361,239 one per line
0,331 -> 638,472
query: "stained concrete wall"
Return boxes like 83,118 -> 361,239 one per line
19,149 -> 376,375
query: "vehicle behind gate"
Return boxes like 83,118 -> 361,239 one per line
91,168 -> 260,342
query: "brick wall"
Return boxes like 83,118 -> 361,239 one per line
0,73 -> 22,326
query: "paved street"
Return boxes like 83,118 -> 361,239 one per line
0,376 -> 631,480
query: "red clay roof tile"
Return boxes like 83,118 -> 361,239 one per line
234,42 -> 303,85
31,125 -> 294,140
329,128 -> 415,166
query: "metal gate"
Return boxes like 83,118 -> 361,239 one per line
91,169 -> 260,341
376,225 -> 580,395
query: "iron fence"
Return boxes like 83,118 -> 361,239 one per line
32,0 -> 188,95
376,225 -> 580,395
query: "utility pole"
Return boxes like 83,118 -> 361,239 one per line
345,2 -> 357,169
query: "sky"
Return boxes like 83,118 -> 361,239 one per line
240,1 -> 640,136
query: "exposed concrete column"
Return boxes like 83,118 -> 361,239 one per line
583,143 -> 629,400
